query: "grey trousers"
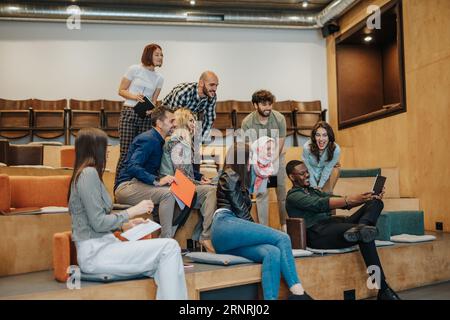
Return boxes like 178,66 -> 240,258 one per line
191,184 -> 217,240
114,179 -> 216,240
255,152 -> 287,227
115,179 -> 176,238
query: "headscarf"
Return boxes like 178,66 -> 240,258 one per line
250,136 -> 276,194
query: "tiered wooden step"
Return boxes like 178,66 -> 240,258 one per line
1,232 -> 449,300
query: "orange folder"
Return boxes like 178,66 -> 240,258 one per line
170,169 -> 196,208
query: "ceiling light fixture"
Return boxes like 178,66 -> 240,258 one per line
190,0 -> 196,5
302,1 -> 309,9
364,36 -> 373,42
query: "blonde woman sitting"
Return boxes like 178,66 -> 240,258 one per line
160,108 -> 217,252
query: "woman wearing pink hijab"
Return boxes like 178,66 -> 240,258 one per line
250,136 -> 276,195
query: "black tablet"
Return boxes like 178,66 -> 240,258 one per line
372,174 -> 386,195
134,96 -> 155,119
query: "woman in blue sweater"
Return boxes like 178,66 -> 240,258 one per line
302,121 -> 340,193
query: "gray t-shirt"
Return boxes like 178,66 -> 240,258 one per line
241,110 -> 287,142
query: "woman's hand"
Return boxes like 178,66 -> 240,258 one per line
126,200 -> 154,219
134,94 -> 145,102
121,218 -> 147,232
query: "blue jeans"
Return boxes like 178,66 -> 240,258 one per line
211,209 -> 301,300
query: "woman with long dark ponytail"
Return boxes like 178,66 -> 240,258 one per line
68,128 -> 187,299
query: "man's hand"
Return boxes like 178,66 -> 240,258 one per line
373,187 -> 386,200
126,199 -> 154,218
159,175 -> 176,186
347,192 -> 374,206
200,176 -> 211,184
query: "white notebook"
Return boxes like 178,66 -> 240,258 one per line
120,220 -> 161,241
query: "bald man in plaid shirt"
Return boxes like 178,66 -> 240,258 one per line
162,71 -> 219,140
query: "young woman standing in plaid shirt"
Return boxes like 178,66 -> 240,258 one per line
115,43 -> 164,183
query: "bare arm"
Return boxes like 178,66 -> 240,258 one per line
118,77 -> 144,102
151,87 -> 162,105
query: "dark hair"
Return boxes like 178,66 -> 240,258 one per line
286,160 -> 304,177
151,105 -> 173,127
252,90 -> 275,105
310,121 -> 336,162
68,128 -> 108,201
141,43 -> 162,67
223,143 -> 251,190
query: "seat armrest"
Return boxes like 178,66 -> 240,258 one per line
286,217 -> 307,250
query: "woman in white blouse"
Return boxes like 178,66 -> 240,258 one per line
115,43 -> 164,183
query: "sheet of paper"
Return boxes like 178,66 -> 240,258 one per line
120,220 -> 161,241
39,206 -> 69,213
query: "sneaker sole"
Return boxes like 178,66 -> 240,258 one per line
343,231 -> 360,242
359,226 -> 378,243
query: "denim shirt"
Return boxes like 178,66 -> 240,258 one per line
115,128 -> 165,190
302,140 -> 341,189
69,167 -> 129,242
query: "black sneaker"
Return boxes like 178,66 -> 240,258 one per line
344,224 -> 378,243
377,286 -> 401,300
288,292 -> 314,300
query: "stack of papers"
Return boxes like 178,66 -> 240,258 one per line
10,206 -> 69,215
120,220 -> 161,241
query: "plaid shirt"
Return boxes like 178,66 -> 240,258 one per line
162,82 -> 217,139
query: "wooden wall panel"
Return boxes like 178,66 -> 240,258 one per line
327,0 -> 450,231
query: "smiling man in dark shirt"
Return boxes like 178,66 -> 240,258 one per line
285,160 -> 401,300
115,106 -> 177,238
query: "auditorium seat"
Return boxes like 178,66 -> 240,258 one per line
68,99 -> 103,138
273,100 -> 295,137
291,100 -> 327,138
0,174 -> 70,215
53,231 -> 153,282
102,100 -> 123,138
212,100 -> 236,136
31,99 -> 68,143
234,101 -> 254,128
60,147 -> 75,168
0,98 -> 33,140
0,140 -> 43,166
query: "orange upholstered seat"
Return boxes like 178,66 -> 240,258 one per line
60,148 -> 75,168
53,231 -> 153,282
0,174 -> 70,214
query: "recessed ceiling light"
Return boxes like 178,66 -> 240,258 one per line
7,6 -> 20,11
364,36 -> 373,42
302,1 -> 309,8
190,0 -> 196,5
